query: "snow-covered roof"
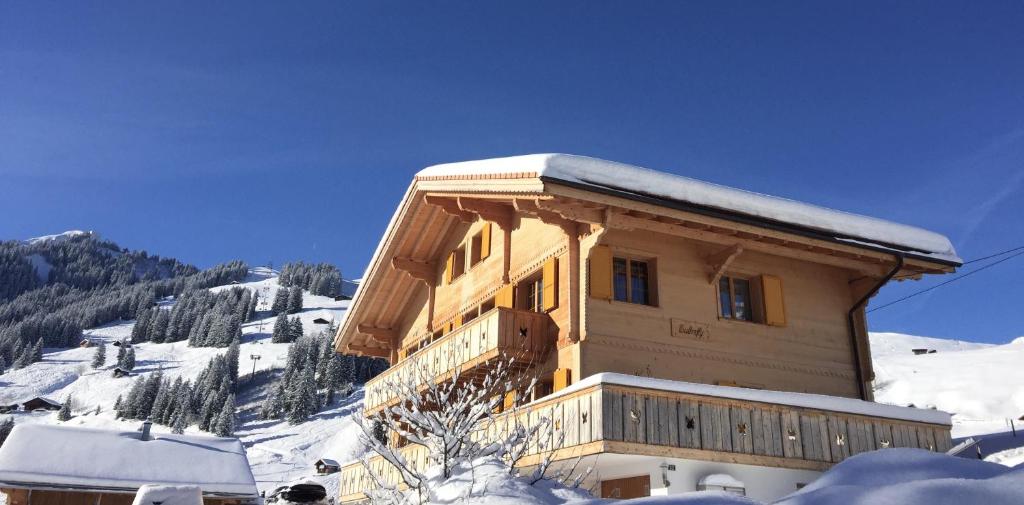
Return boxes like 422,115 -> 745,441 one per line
417,154 -> 960,264
316,458 -> 340,467
698,473 -> 746,488
22,397 -> 62,408
0,424 -> 258,497
550,373 -> 952,426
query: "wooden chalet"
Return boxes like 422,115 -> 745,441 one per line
333,154 -> 962,502
0,424 -> 259,505
314,458 -> 341,475
21,398 -> 61,412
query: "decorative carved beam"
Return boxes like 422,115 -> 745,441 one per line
347,345 -> 391,359
423,195 -> 475,222
513,198 -> 577,231
706,244 -> 744,285
391,257 -> 436,283
534,199 -> 607,224
356,324 -> 398,345
456,197 -> 515,230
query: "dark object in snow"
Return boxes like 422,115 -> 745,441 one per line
79,339 -> 94,348
0,405 -> 18,414
21,397 -> 61,412
912,348 -> 937,355
280,483 -> 327,503
112,367 -> 131,378
333,295 -> 350,301
312,318 -> 330,325
314,458 -> 340,474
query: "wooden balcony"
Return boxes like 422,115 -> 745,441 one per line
341,374 -> 952,502
362,307 -> 552,414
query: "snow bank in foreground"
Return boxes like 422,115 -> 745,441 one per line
411,457 -> 592,505
132,485 -> 202,505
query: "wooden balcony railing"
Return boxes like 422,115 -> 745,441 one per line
340,375 -> 953,502
362,307 -> 552,414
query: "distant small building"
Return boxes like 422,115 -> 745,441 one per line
79,339 -> 94,348
113,367 -> 131,378
911,348 -> 936,355
0,423 -> 259,505
21,398 -> 61,412
333,295 -> 350,301
314,458 -> 341,475
312,318 -> 331,325
0,405 -> 17,414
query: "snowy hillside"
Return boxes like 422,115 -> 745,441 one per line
871,332 -> 1024,438
0,267 -> 365,495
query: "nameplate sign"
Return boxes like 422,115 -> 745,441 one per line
671,319 -> 711,341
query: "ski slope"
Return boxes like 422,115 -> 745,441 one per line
871,332 -> 1024,438
0,267 -> 365,496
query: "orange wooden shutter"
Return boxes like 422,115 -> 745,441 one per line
444,252 -> 455,284
480,222 -> 492,260
589,245 -> 613,300
542,257 -> 558,312
503,390 -> 516,410
495,284 -> 514,308
761,274 -> 786,326
454,313 -> 463,328
553,368 -> 571,392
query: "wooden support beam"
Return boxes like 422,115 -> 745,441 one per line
423,195 -> 475,222
707,244 -> 744,285
391,257 -> 436,283
347,345 -> 391,359
534,199 -> 607,224
356,324 -> 398,345
456,197 -> 515,230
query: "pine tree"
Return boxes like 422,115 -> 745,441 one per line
0,355 -> 6,375
213,394 -> 236,437
116,341 -> 127,364
271,288 -> 289,315
246,290 -> 259,321
0,417 -> 14,448
30,338 -> 43,363
57,395 -> 73,421
150,309 -> 170,343
225,339 -> 240,386
171,410 -> 187,434
113,395 -> 123,417
287,366 -> 317,424
91,342 -> 106,369
131,308 -> 153,343
271,314 -> 290,343
287,287 -> 303,314
289,317 -> 304,342
120,347 -> 136,371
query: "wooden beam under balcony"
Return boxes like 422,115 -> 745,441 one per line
348,344 -> 391,358
356,324 -> 398,345
391,257 -> 436,283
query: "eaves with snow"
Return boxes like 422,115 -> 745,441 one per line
337,153 -> 960,353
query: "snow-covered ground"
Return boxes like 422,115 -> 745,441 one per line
0,267 -> 362,497
871,332 -> 1024,438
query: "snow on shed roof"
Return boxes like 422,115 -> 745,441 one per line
417,154 -> 960,264
549,373 -> 952,426
0,424 -> 258,497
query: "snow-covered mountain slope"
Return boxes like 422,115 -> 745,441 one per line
871,332 -> 1024,438
22,230 -> 93,245
0,267 -> 364,495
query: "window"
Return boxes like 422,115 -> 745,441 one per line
718,276 -> 753,321
613,257 -> 653,305
523,276 -> 544,313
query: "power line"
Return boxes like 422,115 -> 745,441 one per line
868,248 -> 1024,313
961,244 -> 1024,265
892,244 -> 1024,280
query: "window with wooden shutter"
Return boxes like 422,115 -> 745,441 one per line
589,245 -> 613,300
503,390 -> 516,410
553,368 -> 571,392
453,313 -> 463,328
542,257 -> 558,312
444,252 -> 455,284
761,274 -> 786,326
480,222 -> 492,260
495,284 -> 514,308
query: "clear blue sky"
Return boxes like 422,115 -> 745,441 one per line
1,2 -> 1022,343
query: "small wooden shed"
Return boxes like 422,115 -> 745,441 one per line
0,405 -> 17,414
112,367 -> 131,378
21,398 -> 61,412
314,458 -> 341,475
78,339 -> 94,348
312,318 -> 331,325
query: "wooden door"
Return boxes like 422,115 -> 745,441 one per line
601,475 -> 651,499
